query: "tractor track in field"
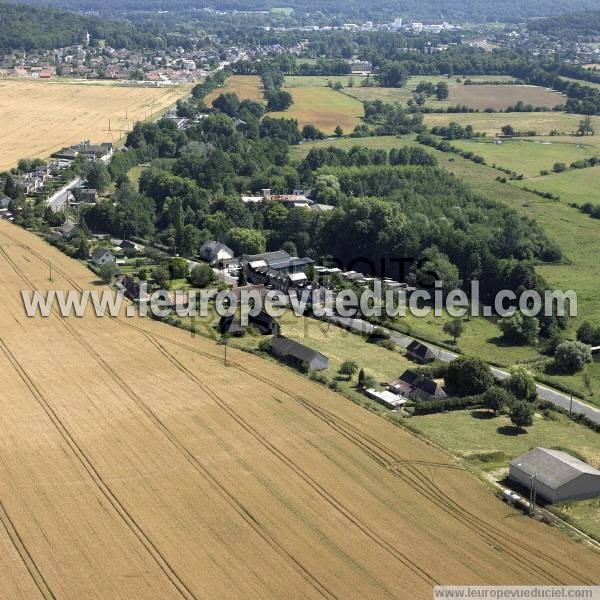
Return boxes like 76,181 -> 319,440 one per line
144,331 -> 437,591
0,498 -> 57,600
0,238 -> 336,600
133,330 -> 594,586
6,234 -> 597,586
0,246 -> 199,600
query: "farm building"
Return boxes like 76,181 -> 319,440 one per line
270,336 -> 329,372
509,448 -> 600,504
406,341 -> 436,363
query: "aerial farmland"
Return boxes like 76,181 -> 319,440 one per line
0,220 -> 598,598
0,80 -> 190,170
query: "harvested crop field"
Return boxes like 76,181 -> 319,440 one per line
0,221 -> 599,598
0,80 -> 190,171
448,84 -> 564,110
269,86 -> 363,134
205,74 -> 265,104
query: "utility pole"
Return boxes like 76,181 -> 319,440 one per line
569,394 -> 573,414
220,336 -> 229,366
49,263 -> 53,282
529,473 -> 537,515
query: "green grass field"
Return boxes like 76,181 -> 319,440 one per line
393,312 -> 540,367
127,164 -> 147,190
269,86 -> 364,134
451,137 -> 600,178
289,134 -> 410,160
284,75 -> 368,88
409,409 -> 600,472
424,112 -> 598,136
513,164 -> 600,202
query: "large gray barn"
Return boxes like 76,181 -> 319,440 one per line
270,336 -> 329,372
509,447 -> 600,504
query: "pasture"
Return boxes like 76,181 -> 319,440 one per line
284,74 -> 367,88
205,74 -> 264,104
514,164 -> 600,203
269,86 -> 364,134
451,137 -> 600,177
409,409 -> 600,472
3,221 -> 599,595
0,79 -> 189,171
424,111 -> 597,136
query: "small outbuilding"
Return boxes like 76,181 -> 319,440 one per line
509,447 -> 600,504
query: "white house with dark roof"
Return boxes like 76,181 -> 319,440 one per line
199,240 -> 235,265
509,447 -> 600,503
91,247 -> 116,267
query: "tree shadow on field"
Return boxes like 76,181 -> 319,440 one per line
497,425 -> 527,436
470,409 -> 496,420
487,335 -> 521,348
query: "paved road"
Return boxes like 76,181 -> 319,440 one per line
326,315 -> 600,425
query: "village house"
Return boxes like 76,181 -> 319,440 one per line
218,310 -> 280,337
388,369 -> 447,402
91,247 -> 116,267
57,222 -> 80,240
80,189 -> 98,204
406,340 -> 437,363
199,240 -> 235,265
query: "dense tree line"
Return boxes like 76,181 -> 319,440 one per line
528,10 -> 600,39
0,2 -> 168,51
13,0 -> 600,24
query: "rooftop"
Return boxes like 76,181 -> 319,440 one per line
510,448 -> 600,490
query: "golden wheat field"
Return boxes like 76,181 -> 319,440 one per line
205,75 -> 265,104
0,220 -> 598,599
0,80 -> 190,170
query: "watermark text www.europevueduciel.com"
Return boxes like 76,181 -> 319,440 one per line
20,280 -> 578,322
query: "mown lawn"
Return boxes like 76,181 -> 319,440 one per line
393,311 -> 540,367
408,409 -> 600,472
